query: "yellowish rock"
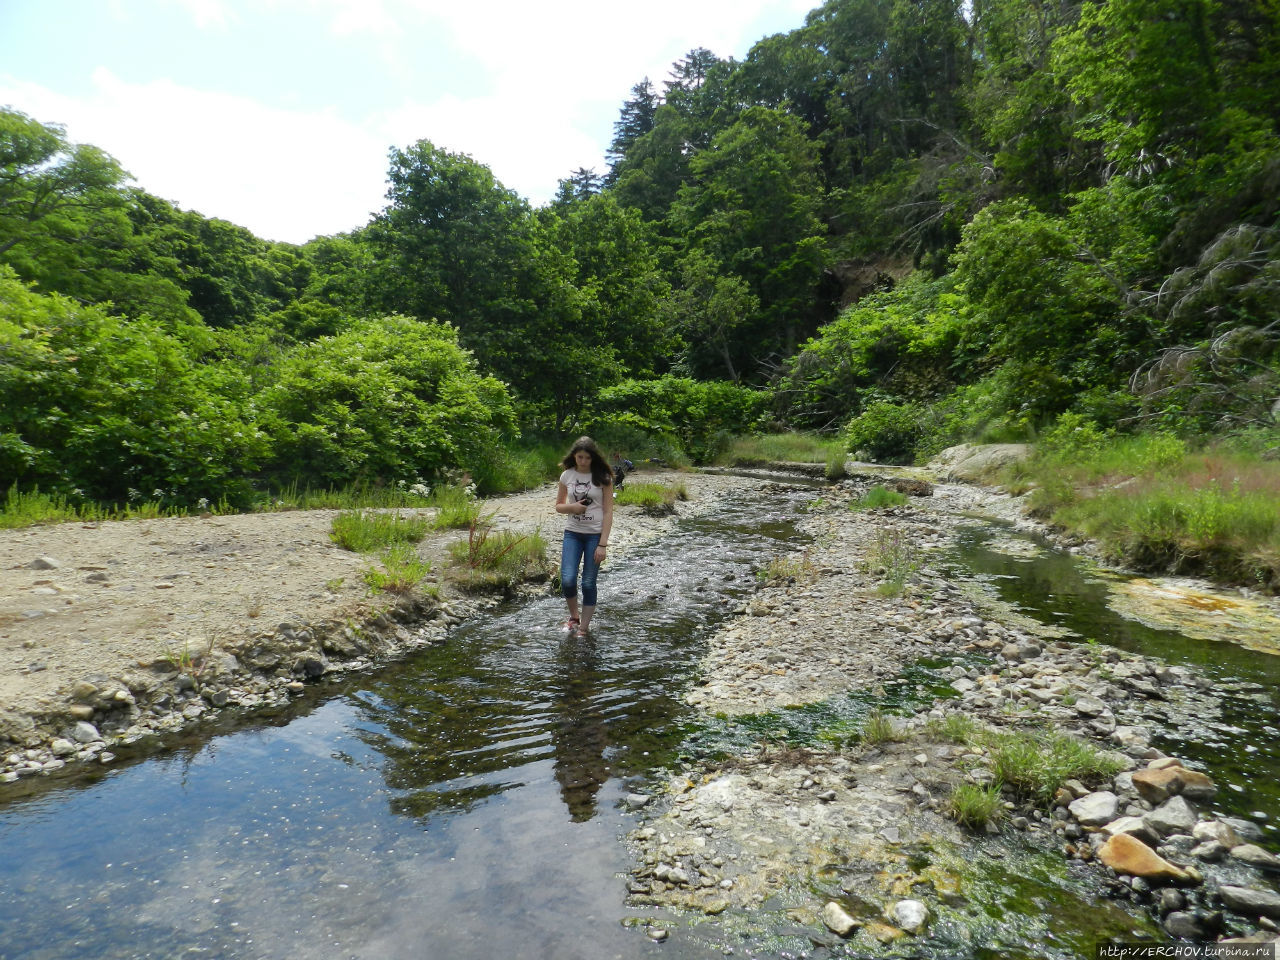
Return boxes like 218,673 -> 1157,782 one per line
1099,834 -> 1191,882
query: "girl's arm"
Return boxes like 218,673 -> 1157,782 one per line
555,481 -> 585,514
595,479 -> 614,559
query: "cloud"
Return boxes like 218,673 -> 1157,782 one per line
0,70 -> 389,244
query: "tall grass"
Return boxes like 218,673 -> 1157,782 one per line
850,485 -> 909,511
987,729 -> 1124,806
1017,430 -> 1280,589
446,523 -> 548,591
364,544 -> 436,595
330,510 -> 430,553
716,432 -> 844,466
615,481 -> 688,514
428,485 -> 481,529
0,484 -> 206,528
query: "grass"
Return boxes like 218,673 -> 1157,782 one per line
330,509 -> 429,553
948,782 -> 1005,830
986,729 -> 1125,807
850,484 -> 909,512
259,480 -> 432,512
1013,430 -> 1280,591
615,481 -> 688,514
446,522 -> 548,591
364,544 -> 436,595
716,432 -> 845,467
925,712 -> 980,744
868,527 -> 921,596
757,552 -> 819,585
0,484 -> 199,528
860,709 -> 905,745
428,484 -> 482,529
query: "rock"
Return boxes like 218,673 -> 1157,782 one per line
28,556 -> 62,570
1158,889 -> 1186,915
1145,797 -> 1199,836
1101,816 -> 1160,846
1001,641 -> 1043,662
931,443 -> 1033,483
70,721 -> 101,744
891,899 -> 929,934
1219,885 -> 1280,919
823,901 -> 860,937
1221,817 -> 1266,844
625,794 -> 652,809
1231,845 -> 1280,870
1112,726 -> 1151,750
1069,791 -> 1119,827
1098,834 -> 1191,883
1193,821 -> 1243,849
1073,695 -> 1108,718
1163,911 -> 1207,939
1177,771 -> 1218,802
49,738 -> 76,757
1132,767 -> 1183,805
1192,841 -> 1227,862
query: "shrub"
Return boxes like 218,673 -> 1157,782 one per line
843,400 -> 926,464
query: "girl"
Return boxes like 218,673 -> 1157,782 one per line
554,436 -> 613,636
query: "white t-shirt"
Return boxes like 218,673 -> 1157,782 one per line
560,468 -> 605,534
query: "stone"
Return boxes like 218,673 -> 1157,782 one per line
1112,726 -> 1151,749
1163,911 -> 1206,939
1219,886 -> 1280,919
1145,796 -> 1198,836
70,721 -> 101,744
1191,841 -> 1227,862
1132,768 -> 1183,805
1098,834 -> 1191,883
1073,695 -> 1108,718
1231,845 -> 1280,870
1101,816 -> 1159,846
28,556 -> 62,570
1158,889 -> 1186,915
1069,791 -> 1119,827
625,794 -> 652,809
822,901 -> 860,937
1221,817 -> 1265,844
49,738 -> 76,757
891,899 -> 929,934
1193,820 -> 1243,849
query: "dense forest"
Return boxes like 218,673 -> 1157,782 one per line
2,0 -> 1278,512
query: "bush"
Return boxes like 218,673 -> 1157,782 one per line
948,782 -> 1004,830
850,485 -> 908,511
590,376 -> 770,463
843,400 -> 926,464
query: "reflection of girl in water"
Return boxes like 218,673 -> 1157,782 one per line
554,436 -> 613,637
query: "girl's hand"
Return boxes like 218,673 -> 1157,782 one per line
593,545 -> 607,563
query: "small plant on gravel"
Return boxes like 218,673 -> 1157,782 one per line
948,781 -> 1005,830
615,481 -> 688,515
851,485 -> 908,512
868,528 -> 920,596
162,630 -> 217,687
364,544 -> 436,595
330,509 -> 429,553
860,710 -> 905,745
429,484 -> 481,529
447,522 -> 548,591
986,729 -> 1124,806
756,553 -> 819,585
926,712 -> 979,744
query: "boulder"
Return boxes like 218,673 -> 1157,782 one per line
929,443 -> 1033,483
1231,845 -> 1280,870
1098,834 -> 1191,883
1132,766 -> 1217,805
1192,820 -> 1243,850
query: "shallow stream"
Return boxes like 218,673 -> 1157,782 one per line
0,485 -> 1277,960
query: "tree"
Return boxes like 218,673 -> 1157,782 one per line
664,249 -> 758,381
669,106 -> 829,377
605,79 -> 660,174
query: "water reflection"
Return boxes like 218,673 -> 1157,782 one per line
550,630 -> 609,821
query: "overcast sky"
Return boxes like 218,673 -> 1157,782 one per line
0,0 -> 816,244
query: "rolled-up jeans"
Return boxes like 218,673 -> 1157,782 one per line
561,530 -> 601,607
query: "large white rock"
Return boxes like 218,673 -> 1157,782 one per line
1069,791 -> 1119,827
891,899 -> 929,934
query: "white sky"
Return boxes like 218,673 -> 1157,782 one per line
0,0 -> 817,244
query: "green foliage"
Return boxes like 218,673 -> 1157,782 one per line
850,485 -> 909,511
591,376 -> 770,463
258,314 -> 514,488
987,729 -> 1124,807
428,485 -> 481,529
446,524 -> 548,592
363,544 -> 435,595
0,269 -> 264,505
947,782 -> 1004,831
716,431 -> 842,466
868,527 -> 921,596
614,481 -> 687,515
843,400 -> 926,464
329,510 -> 429,554
860,710 -> 904,745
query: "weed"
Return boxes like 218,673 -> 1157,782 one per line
925,712 -> 979,744
330,509 -> 429,553
246,593 -> 266,618
447,522 -> 548,591
615,481 -> 688,515
161,630 -> 218,688
716,432 -> 844,467
868,528 -> 920,596
861,709 -> 904,745
324,577 -> 345,593
364,544 -> 436,595
986,729 -> 1124,806
851,485 -> 909,512
428,484 -> 481,529
948,782 -> 1005,830
757,553 -> 819,585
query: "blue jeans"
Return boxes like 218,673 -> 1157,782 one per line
560,531 -> 601,607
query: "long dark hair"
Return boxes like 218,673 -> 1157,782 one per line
561,436 -> 612,487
